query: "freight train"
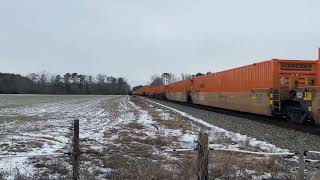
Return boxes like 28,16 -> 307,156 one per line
134,49 -> 320,125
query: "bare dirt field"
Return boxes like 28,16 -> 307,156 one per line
0,95 -> 317,179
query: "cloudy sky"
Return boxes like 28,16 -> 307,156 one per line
1,0 -> 320,86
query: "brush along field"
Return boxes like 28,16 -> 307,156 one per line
0,94 -> 304,179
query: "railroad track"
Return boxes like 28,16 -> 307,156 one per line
148,97 -> 320,136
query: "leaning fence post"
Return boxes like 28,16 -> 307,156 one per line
297,137 -> 305,180
197,131 -> 209,180
73,119 -> 80,180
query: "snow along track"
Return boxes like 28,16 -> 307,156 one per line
142,97 -> 320,153
143,97 -> 289,153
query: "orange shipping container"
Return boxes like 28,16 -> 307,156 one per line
167,80 -> 192,93
154,84 -> 167,94
136,86 -> 154,95
192,59 -> 317,92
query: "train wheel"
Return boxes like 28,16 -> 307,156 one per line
187,95 -> 193,104
288,111 -> 307,124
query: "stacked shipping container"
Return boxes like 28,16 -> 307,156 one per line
134,50 -> 320,124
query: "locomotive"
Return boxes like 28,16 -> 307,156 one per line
134,49 -> 320,125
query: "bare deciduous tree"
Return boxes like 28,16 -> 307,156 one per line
150,74 -> 163,86
181,73 -> 192,80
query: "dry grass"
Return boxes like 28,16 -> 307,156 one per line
210,136 -> 236,145
126,121 -> 145,130
138,137 -> 169,147
209,152 -> 296,179
171,155 -> 197,180
29,156 -> 71,177
158,118 -> 193,132
10,140 -> 44,153
107,157 -> 173,180
102,138 -> 175,179
112,133 -> 162,159
104,150 -> 198,180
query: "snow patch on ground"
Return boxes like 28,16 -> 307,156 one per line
144,98 -> 289,153
129,99 -> 198,149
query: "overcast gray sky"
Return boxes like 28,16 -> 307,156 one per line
1,0 -> 320,86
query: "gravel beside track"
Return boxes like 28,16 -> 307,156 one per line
147,98 -> 320,152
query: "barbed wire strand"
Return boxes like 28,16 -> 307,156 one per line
209,148 -> 295,156
2,148 -> 320,163
305,159 -> 320,163
306,151 -> 320,155
0,152 -> 70,158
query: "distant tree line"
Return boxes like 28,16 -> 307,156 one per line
0,72 -> 131,95
132,85 -> 143,92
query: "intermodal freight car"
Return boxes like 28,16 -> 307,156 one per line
134,49 -> 320,125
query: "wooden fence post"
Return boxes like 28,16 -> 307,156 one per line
197,131 -> 209,180
297,138 -> 305,180
73,119 -> 80,180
